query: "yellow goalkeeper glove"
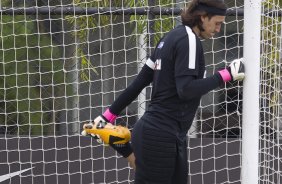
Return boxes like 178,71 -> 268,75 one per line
81,116 -> 131,145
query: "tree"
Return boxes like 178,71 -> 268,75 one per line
67,0 -> 177,80
0,0 -> 64,135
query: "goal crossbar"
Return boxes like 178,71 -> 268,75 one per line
0,6 -> 244,16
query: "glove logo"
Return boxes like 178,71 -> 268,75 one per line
109,136 -> 125,144
233,62 -> 237,71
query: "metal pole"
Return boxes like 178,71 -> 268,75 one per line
147,0 -> 155,56
138,31 -> 147,119
0,6 -> 244,16
242,0 -> 261,183
70,18 -> 80,135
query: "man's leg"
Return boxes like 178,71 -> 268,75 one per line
126,153 -> 136,170
171,132 -> 188,184
132,118 -> 177,184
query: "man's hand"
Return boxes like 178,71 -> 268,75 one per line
228,58 -> 245,81
81,116 -> 131,145
81,117 -> 104,144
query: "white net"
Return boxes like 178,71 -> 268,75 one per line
188,1 -> 244,183
260,0 -> 282,183
0,0 -> 281,184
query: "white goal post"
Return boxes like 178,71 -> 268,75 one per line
242,0 -> 261,184
0,0 -> 281,184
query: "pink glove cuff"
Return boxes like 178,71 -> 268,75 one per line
218,69 -> 232,82
103,108 -> 118,124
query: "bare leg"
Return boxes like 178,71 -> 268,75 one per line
126,153 -> 136,170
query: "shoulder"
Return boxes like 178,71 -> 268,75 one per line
153,26 -> 188,54
166,25 -> 188,42
164,25 -> 199,48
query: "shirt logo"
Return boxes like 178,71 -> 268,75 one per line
154,59 -> 161,70
157,42 -> 164,49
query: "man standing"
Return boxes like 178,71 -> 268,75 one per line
83,0 -> 245,183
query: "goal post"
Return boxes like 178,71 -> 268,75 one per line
242,0 -> 261,184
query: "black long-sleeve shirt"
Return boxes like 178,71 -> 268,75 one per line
109,25 -> 224,130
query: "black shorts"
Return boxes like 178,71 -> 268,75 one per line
131,115 -> 188,184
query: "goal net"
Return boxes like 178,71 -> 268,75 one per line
0,0 -> 281,184
260,0 -> 282,183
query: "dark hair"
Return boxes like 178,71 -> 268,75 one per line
181,0 -> 227,31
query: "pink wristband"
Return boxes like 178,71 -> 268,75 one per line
218,69 -> 232,82
103,108 -> 118,124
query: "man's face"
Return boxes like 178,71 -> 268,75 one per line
200,15 -> 225,39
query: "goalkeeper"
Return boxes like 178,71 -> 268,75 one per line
83,0 -> 245,183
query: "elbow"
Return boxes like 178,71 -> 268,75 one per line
177,88 -> 193,101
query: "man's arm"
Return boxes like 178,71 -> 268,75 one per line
82,62 -> 154,159
176,73 -> 223,101
109,63 -> 154,116
176,58 -> 245,101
